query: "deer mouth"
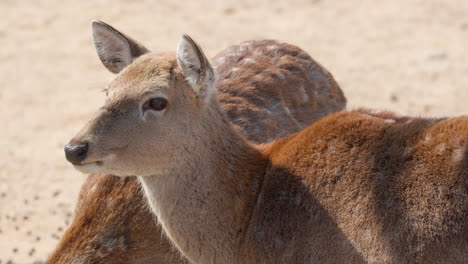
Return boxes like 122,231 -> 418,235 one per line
80,159 -> 104,166
72,157 -> 105,173
73,161 -> 104,174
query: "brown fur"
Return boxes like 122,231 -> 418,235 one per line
46,174 -> 183,264
243,110 -> 467,263
65,28 -> 467,263
50,25 -> 345,264
213,39 -> 345,142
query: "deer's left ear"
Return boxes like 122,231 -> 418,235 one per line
92,21 -> 149,74
176,34 -> 216,101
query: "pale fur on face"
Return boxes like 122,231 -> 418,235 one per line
68,33 -> 217,177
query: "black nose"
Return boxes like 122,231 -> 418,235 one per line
64,143 -> 88,165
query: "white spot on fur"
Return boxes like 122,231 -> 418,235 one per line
89,185 -> 97,194
243,58 -> 256,64
299,85 -> 309,102
226,51 -> 241,57
436,143 -> 446,154
453,148 -> 465,162
424,134 -> 432,143
352,206 -> 361,217
253,49 -> 265,56
231,67 -> 239,72
384,119 -> 395,123
403,146 -> 412,155
262,107 -> 272,115
275,71 -> 285,79
266,45 -> 278,51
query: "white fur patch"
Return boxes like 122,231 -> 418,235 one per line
266,45 -> 278,51
436,143 -> 446,154
89,185 -> 97,194
403,146 -> 412,155
453,148 -> 465,162
299,85 -> 309,102
253,49 -> 265,56
243,58 -> 256,64
262,107 -> 272,115
254,74 -> 263,79
424,134 -> 432,143
275,71 -> 285,80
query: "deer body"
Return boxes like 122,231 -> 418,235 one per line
50,22 -> 345,263
65,22 -> 467,263
137,105 -> 468,264
240,110 -> 468,263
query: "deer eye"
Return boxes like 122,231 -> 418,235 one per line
145,97 -> 168,111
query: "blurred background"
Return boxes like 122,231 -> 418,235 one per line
0,0 -> 467,262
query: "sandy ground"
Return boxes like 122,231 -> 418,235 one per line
0,0 -> 467,263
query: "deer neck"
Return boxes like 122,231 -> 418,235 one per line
138,100 -> 268,264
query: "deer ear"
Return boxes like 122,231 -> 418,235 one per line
176,34 -> 216,100
92,21 -> 149,74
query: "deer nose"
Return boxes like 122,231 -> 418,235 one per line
64,143 -> 88,165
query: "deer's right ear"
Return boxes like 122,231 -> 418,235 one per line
176,34 -> 216,101
92,21 -> 149,74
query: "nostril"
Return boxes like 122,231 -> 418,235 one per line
64,142 -> 89,165
76,143 -> 88,159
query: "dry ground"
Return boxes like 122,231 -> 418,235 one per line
0,0 -> 467,263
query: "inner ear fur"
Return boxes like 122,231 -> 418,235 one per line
92,21 -> 149,74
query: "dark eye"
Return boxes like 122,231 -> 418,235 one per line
147,97 -> 168,111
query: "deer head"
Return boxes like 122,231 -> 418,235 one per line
65,21 -> 218,177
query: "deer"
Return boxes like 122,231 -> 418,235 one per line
64,21 -> 468,263
48,21 -> 346,264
